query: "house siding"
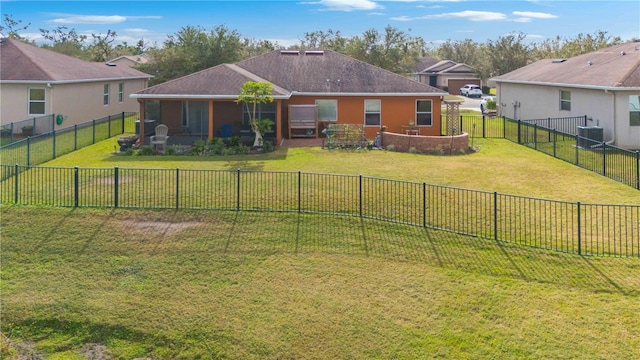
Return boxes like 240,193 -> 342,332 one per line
1,78 -> 148,127
496,82 -> 640,149
286,95 -> 442,139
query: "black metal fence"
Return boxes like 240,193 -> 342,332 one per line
0,112 -> 138,168
450,114 -> 640,190
1,165 -> 638,258
0,114 -> 56,141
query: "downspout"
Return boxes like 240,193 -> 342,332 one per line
604,89 -> 616,145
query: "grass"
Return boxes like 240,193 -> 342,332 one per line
1,206 -> 639,359
37,135 -> 640,205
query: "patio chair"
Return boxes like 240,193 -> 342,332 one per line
150,124 -> 169,152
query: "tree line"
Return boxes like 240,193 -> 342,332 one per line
1,14 -> 624,86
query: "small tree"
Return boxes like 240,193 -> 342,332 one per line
236,82 -> 274,148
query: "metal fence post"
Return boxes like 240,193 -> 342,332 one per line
74,124 -> 78,150
359,175 -> 363,218
92,119 -> 96,144
494,191 -> 498,240
517,120 -> 521,144
423,182 -> 426,228
636,151 -> 640,190
26,137 -> 31,166
108,115 -> 112,138
74,166 -> 79,208
577,201 -> 582,255
114,167 -> 119,208
14,164 -> 19,204
236,168 -> 241,211
298,171 -> 301,213
553,129 -> 557,158
53,129 -> 56,159
176,168 -> 180,209
122,112 -> 125,134
482,116 -> 486,138
575,135 -> 579,166
534,123 -> 538,150
459,115 -> 463,134
602,142 -> 607,176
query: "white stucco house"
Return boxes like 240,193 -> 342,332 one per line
491,42 -> 640,150
0,38 -> 152,131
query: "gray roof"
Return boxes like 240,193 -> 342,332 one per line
135,49 -> 446,98
0,38 -> 152,83
492,42 -> 640,89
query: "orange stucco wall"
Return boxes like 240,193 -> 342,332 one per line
285,95 -> 442,139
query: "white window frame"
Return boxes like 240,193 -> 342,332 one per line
28,88 -> 46,115
103,84 -> 110,106
315,99 -> 338,122
560,90 -> 571,111
630,95 -> 640,127
118,82 -> 124,103
364,99 -> 381,127
416,99 -> 433,127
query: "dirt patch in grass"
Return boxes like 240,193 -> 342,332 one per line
118,219 -> 202,237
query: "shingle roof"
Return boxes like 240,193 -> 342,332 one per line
135,49 -> 446,98
0,38 -> 152,82
492,42 -> 640,88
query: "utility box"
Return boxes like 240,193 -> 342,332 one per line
577,126 -> 603,148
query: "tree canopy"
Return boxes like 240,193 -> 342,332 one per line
2,13 -> 626,83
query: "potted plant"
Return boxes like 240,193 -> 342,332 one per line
21,125 -> 34,137
408,120 -> 415,127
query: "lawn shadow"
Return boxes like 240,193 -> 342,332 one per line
222,212 -> 640,296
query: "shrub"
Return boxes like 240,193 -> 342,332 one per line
482,86 -> 491,95
262,141 -> 274,152
138,146 -> 154,156
190,140 -> 207,155
386,144 -> 396,152
408,147 -> 420,154
165,146 -> 177,156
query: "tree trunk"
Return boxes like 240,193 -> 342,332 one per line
253,131 -> 263,148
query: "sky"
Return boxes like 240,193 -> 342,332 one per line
2,0 -> 639,48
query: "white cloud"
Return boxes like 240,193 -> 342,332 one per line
512,11 -> 557,19
302,0 -> 383,11
397,11 -> 507,22
48,14 -> 161,25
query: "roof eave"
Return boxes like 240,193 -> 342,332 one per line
291,91 -> 448,97
130,93 -> 292,100
491,78 -> 640,91
1,76 -> 152,85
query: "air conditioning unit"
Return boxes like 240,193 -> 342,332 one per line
577,126 -> 603,148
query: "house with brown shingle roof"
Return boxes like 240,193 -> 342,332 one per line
492,42 -> 640,149
132,49 -> 447,145
413,57 -> 480,95
0,38 -> 152,129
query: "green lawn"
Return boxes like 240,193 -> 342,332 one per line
2,136 -> 639,359
1,207 -> 639,359
37,136 -> 640,204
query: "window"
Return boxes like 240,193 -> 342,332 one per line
103,84 -> 110,105
316,99 -> 337,122
630,95 -> 640,126
560,90 -> 571,111
28,88 -> 45,115
416,100 -> 432,126
364,100 -> 381,126
242,102 -> 276,128
118,83 -> 124,103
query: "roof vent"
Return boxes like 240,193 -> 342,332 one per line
105,62 -> 116,67
621,51 -> 626,55
587,61 -> 593,66
304,50 -> 324,55
280,50 -> 300,55
551,59 -> 566,63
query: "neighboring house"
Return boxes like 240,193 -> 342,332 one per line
132,50 -> 447,145
413,57 -> 481,95
107,54 -> 150,68
0,38 -> 152,130
492,42 -> 640,149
